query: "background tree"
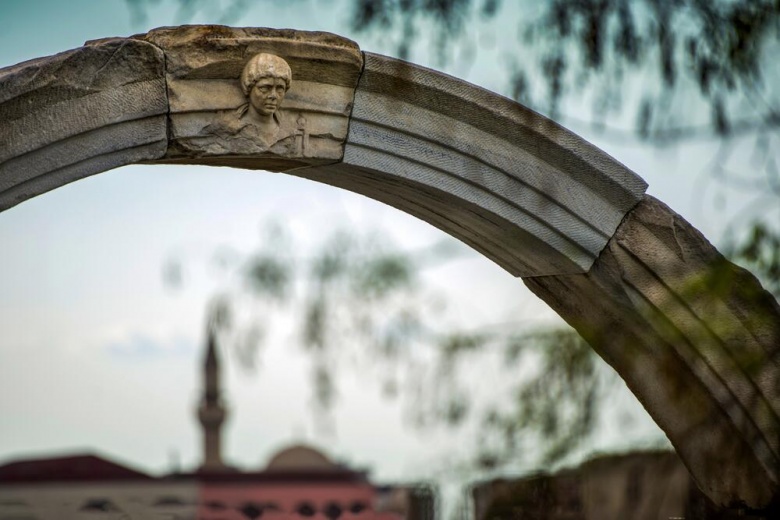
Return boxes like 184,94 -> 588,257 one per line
131,0 -> 780,293
143,0 -> 779,473
183,222 -> 663,475
349,0 -> 780,292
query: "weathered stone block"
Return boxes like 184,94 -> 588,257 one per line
335,53 -> 648,276
131,25 -> 363,170
0,38 -> 168,211
525,195 -> 780,509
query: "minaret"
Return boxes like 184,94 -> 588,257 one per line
197,325 -> 227,472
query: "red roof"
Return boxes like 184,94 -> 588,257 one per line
0,453 -> 151,483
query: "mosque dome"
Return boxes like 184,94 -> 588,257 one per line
265,444 -> 337,471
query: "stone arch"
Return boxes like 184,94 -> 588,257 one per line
1,26 -> 778,510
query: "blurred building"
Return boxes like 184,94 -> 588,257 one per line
0,329 -> 434,520
471,450 -> 768,520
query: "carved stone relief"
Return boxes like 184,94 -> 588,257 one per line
177,52 -> 340,164
198,54 -> 300,154
132,26 -> 362,171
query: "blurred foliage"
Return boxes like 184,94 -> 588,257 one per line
350,0 -> 780,138
125,0 -> 780,137
206,225 -> 433,430
409,324 -> 619,471
193,223 -> 647,470
347,0 -> 780,259
192,219 -> 778,472
139,0 -> 778,470
125,0 -> 256,25
725,220 -> 780,299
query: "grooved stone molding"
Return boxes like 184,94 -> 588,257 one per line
0,38 -> 168,211
1,25 -> 778,511
338,52 -> 647,276
525,196 -> 780,508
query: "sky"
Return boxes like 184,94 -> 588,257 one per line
0,0 -> 764,493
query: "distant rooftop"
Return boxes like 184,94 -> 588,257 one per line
0,453 -> 151,483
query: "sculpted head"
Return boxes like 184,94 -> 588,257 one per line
240,53 -> 292,118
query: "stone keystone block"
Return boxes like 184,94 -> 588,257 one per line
132,25 -> 363,171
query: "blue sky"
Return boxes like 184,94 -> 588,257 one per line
0,0 -> 757,490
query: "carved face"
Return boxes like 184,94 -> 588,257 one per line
250,77 -> 287,117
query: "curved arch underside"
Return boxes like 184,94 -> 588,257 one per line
1,26 -> 778,510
